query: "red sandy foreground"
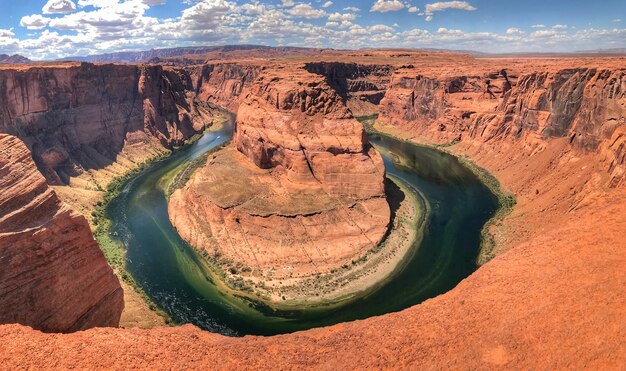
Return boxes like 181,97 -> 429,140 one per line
0,50 -> 624,369
1,183 -> 624,368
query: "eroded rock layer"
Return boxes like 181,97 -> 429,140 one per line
378,65 -> 626,187
0,63 -> 217,184
191,62 -> 262,111
303,62 -> 393,116
1,185 -> 624,368
170,65 -> 390,293
0,134 -> 123,332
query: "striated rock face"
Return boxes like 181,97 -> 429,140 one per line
0,63 -> 217,186
378,66 -> 626,186
2,185 -> 625,368
170,66 -> 389,294
191,63 -> 262,111
304,62 -> 393,116
0,134 -> 123,332
234,67 -> 386,198
378,69 -> 514,133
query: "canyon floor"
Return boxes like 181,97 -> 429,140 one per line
0,50 -> 625,368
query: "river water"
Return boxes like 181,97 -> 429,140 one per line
107,118 -> 498,336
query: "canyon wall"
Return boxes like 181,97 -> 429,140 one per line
234,66 -> 386,198
190,63 -> 262,112
378,66 -> 626,187
2,183 -> 624,368
0,134 -> 123,332
304,62 -> 392,116
0,63 -> 217,188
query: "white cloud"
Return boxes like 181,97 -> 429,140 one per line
322,1 -> 333,8
343,6 -> 360,12
531,24 -> 545,28
20,15 -> 51,30
0,29 -> 19,51
43,0 -> 77,14
612,19 -> 621,23
425,1 -> 476,14
288,4 -> 326,19
369,24 -> 394,32
5,0 -> 626,59
328,12 -> 356,22
408,6 -> 419,13
424,1 -> 475,21
552,24 -> 568,29
531,29 -> 559,37
280,0 -> 295,7
370,0 -> 404,13
506,27 -> 523,35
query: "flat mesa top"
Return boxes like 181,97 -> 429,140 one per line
191,147 -> 356,217
2,49 -> 625,77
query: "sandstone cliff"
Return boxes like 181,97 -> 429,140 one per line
304,62 -> 392,116
190,63 -> 262,111
169,65 -> 390,299
378,65 -> 626,186
0,63 -> 217,187
0,62 -> 221,217
2,185 -> 624,368
0,134 -> 123,332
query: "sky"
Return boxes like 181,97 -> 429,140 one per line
0,0 -> 625,60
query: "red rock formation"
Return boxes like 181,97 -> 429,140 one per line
0,134 -> 123,332
190,63 -> 262,111
1,185 -> 624,368
0,53 -> 624,368
169,65 -> 389,297
303,62 -> 393,116
234,67 -> 386,198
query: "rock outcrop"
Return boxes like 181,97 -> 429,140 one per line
1,184 -> 624,368
0,134 -> 123,332
0,62 -> 223,218
304,62 -> 393,116
169,65 -> 390,299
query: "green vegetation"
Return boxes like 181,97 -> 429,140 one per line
91,152 -> 174,324
455,156 -> 516,264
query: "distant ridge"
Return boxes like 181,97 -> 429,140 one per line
575,48 -> 626,54
51,45 -> 626,63
58,45 -> 315,63
0,54 -> 32,64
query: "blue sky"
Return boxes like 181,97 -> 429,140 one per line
0,0 -> 624,59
